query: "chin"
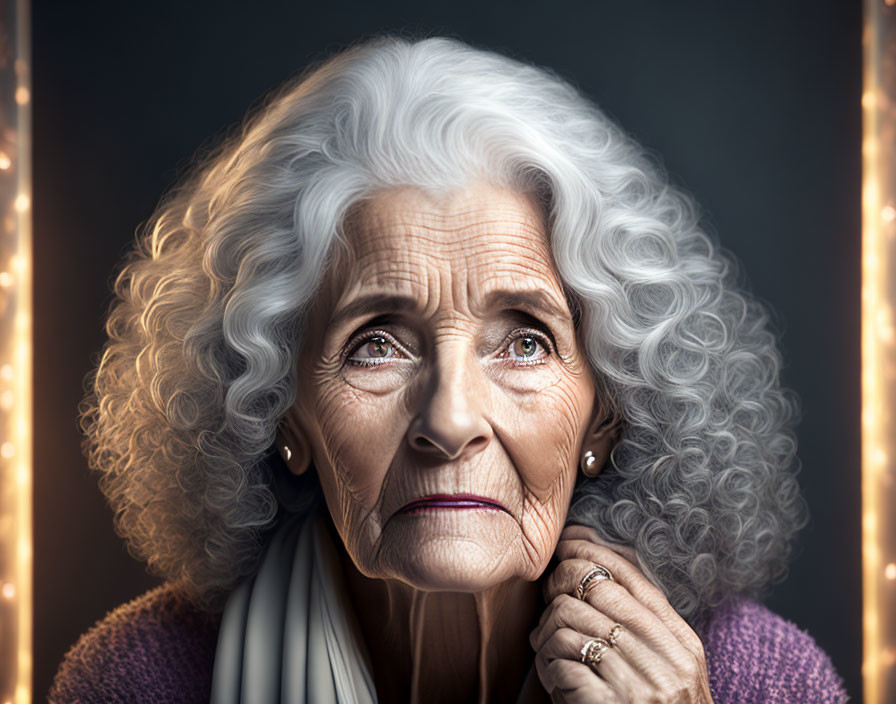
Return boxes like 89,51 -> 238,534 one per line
376,509 -> 523,591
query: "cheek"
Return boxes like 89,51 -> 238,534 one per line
512,380 -> 586,496
305,383 -> 405,538
511,375 -> 591,570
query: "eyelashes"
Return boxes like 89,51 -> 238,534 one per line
344,330 -> 403,368
344,328 -> 555,369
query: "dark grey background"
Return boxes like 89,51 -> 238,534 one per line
34,0 -> 861,700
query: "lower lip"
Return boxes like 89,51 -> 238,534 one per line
398,500 -> 506,515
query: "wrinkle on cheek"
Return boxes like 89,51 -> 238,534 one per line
303,353 -> 344,393
519,469 -> 575,574
315,376 -> 418,570
518,496 -> 560,576
313,391 -> 382,514
551,407 -> 584,472
511,406 -> 581,498
510,378 -> 583,575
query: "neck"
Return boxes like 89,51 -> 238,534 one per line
328,519 -> 549,704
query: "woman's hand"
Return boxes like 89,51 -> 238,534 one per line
529,524 -> 714,703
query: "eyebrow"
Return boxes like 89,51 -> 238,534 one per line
481,289 -> 570,324
328,288 -> 571,331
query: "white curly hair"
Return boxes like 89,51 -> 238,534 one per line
80,34 -> 807,620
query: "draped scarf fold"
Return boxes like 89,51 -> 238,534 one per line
210,508 -> 378,704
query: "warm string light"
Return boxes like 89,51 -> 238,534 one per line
863,2 -> 896,702
0,1 -> 31,703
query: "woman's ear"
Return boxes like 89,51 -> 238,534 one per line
275,406 -> 312,476
579,400 -> 623,478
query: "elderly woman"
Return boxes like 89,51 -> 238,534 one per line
51,36 -> 847,703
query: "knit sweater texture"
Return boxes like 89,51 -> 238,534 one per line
49,581 -> 849,703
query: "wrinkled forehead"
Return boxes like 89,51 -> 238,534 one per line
318,183 -> 564,313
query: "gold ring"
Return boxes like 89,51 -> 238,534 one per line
579,637 -> 611,671
575,564 -> 614,600
607,624 -> 624,647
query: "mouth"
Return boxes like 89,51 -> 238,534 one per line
396,493 -> 509,516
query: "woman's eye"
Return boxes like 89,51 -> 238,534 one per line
501,331 -> 552,365
345,329 -> 552,368
346,333 -> 403,367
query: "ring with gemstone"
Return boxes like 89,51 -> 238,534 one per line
607,624 -> 624,647
579,637 -> 611,671
575,564 -> 614,600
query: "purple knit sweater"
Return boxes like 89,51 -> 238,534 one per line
48,582 -> 849,703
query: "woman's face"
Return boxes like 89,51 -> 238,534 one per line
287,182 -> 606,591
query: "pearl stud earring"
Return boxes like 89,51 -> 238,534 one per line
282,445 -> 292,462
581,450 -> 597,476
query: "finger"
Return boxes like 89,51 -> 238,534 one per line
536,626 -> 653,701
549,541 -> 704,657
540,659 -> 616,703
531,594 -> 610,651
555,536 -> 660,599
561,524 -> 639,564
545,558 -> 692,667
530,593 -> 681,693
552,538 -> 667,614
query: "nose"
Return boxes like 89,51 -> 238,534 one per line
407,342 -> 493,460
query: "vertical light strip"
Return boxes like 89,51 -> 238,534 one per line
13,0 -> 30,701
863,2 -> 894,703
0,0 -> 31,702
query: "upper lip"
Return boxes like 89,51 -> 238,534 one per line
397,493 -> 509,513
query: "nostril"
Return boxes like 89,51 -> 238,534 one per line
408,426 -> 491,461
409,434 -> 442,454
464,436 -> 489,454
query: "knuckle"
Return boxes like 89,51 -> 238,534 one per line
542,608 -> 563,642
541,629 -> 563,655
567,538 -> 608,561
689,634 -> 708,659
543,597 -> 572,633
543,626 -> 576,657
655,681 -> 687,704
677,652 -> 702,682
541,595 -> 561,622
544,658 -> 573,686
640,584 -> 672,609
686,659 -> 701,680
635,686 -> 661,704
552,592 -> 578,618
544,559 -> 582,602
546,660 -> 602,698
648,690 -> 669,704
589,579 -> 625,608
565,556 -> 593,574
552,559 -> 576,585
635,684 -> 660,704
561,524 -> 599,542
553,539 -> 577,561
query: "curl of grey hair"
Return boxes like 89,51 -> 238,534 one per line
81,34 -> 808,619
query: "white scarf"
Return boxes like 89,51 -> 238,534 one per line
210,505 -> 544,704
210,507 -> 378,704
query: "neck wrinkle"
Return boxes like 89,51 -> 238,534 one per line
474,586 -> 497,704
336,538 -> 543,703
408,589 -> 429,703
